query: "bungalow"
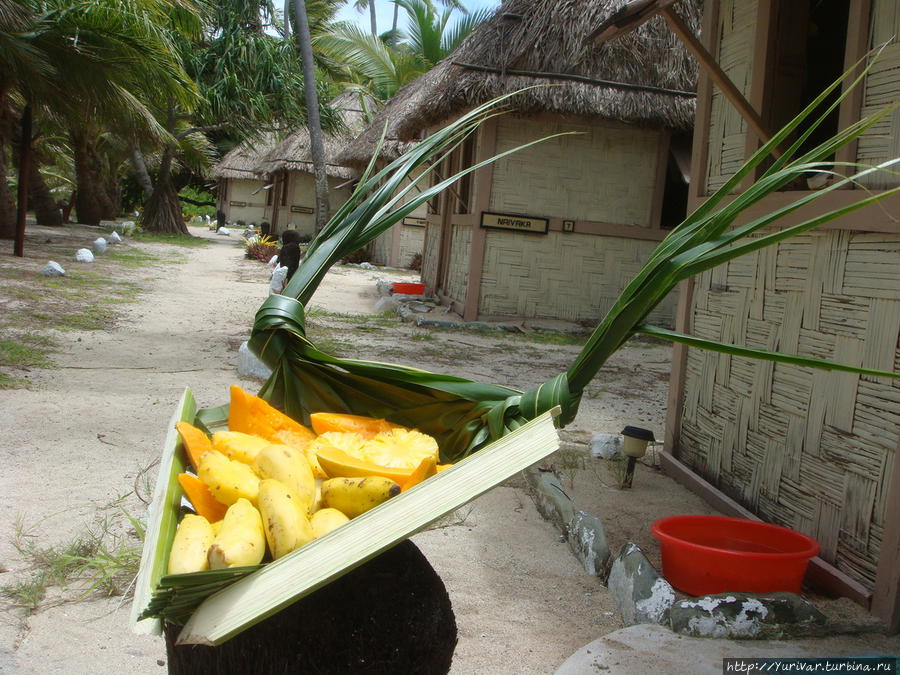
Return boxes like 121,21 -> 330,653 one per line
338,0 -> 701,324
210,135 -> 274,228
257,92 -> 370,239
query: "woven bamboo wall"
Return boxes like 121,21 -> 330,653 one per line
225,179 -> 268,225
442,225 -> 471,303
857,0 -> 900,190
490,118 -> 660,226
422,223 -> 441,290
677,229 -> 900,588
478,230 -> 677,323
370,172 -> 429,266
398,225 -> 426,269
705,0 -> 757,194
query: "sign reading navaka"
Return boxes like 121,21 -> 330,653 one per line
402,217 -> 427,228
290,205 -> 314,214
480,212 -> 549,234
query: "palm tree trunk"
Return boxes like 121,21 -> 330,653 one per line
283,0 -> 291,38
71,129 -> 115,225
28,158 -> 63,226
293,0 -> 330,232
131,145 -> 154,197
141,143 -> 189,235
0,138 -> 15,240
369,1 -> 377,36
391,1 -> 399,32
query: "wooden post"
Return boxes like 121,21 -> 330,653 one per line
14,103 -> 32,258
872,439 -> 900,632
463,119 -> 498,321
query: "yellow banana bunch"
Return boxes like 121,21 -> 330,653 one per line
309,507 -> 350,538
253,444 -> 317,515
321,476 -> 401,518
167,514 -> 214,575
257,479 -> 315,559
208,498 -> 266,569
198,450 -> 260,506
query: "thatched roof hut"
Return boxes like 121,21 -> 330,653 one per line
209,135 -> 274,181
261,91 -> 374,180
338,0 -> 700,167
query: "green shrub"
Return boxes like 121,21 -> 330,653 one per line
178,186 -> 216,220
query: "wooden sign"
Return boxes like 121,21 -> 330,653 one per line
480,212 -> 549,234
402,217 -> 427,228
228,201 -> 247,207
290,206 -> 314,214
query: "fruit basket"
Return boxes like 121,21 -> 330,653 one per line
131,387 -> 560,645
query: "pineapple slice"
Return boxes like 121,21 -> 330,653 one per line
360,428 -> 439,469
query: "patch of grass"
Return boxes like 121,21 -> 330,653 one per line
104,248 -> 169,267
409,332 -> 436,342
0,371 -> 29,389
1,508 -> 144,614
0,340 -> 55,368
511,331 -> 587,346
131,232 -> 210,247
56,306 -> 116,330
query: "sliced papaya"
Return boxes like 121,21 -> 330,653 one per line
175,421 -> 213,471
401,456 -> 438,492
228,385 -> 316,443
309,412 -> 401,439
177,473 -> 228,522
315,445 -> 417,483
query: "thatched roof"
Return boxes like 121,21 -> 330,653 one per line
209,134 -> 275,180
258,91 -> 375,180
338,0 -> 701,167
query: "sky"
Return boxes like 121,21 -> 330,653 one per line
334,0 -> 502,36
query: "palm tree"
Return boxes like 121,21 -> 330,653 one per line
0,0 -> 200,248
320,0 -> 490,102
140,0 -> 342,234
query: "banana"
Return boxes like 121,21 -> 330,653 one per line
257,479 -> 315,559
198,450 -> 260,506
253,444 -> 316,514
207,498 -> 266,569
309,507 -> 350,538
321,476 -> 401,518
167,514 -> 214,575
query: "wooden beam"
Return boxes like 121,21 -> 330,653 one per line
663,277 -> 694,458
872,438 -> 900,632
835,0 -> 872,169
659,6 -> 782,157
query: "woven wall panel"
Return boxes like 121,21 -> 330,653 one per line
398,225 -> 425,269
858,0 -> 900,189
678,229 -> 900,587
422,223 -> 441,290
477,230 -> 677,323
444,225 -> 472,304
705,0 -> 757,193
489,118 -> 660,226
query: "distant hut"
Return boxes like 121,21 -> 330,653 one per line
339,0 -> 699,322
336,117 -> 425,269
656,0 -> 900,628
257,92 -> 370,239
210,135 -> 274,228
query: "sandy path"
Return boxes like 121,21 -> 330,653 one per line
0,227 -> 639,674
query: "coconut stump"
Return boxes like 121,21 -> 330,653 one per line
164,540 -> 457,674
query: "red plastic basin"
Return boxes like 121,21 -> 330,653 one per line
651,515 -> 819,595
391,282 -> 425,295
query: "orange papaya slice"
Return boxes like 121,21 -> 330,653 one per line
309,412 -> 401,439
228,385 -> 316,443
177,473 -> 228,523
175,421 -> 213,471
